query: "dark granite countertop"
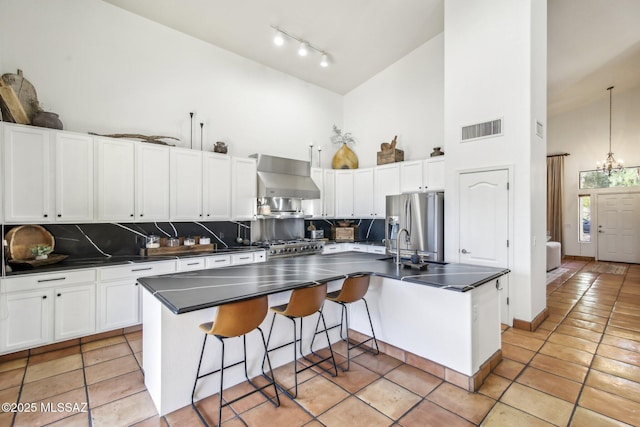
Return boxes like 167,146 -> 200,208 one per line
138,252 -> 509,314
3,246 -> 263,276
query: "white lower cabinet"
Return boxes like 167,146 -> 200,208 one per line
0,289 -> 53,352
231,252 -> 255,265
97,261 -> 176,332
54,283 -> 95,341
98,279 -> 141,331
177,258 -> 207,272
0,269 -> 97,353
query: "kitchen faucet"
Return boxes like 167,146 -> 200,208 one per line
395,227 -> 410,265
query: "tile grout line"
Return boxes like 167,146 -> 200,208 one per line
478,260 -> 596,426
566,266 -> 630,426
79,340 -> 95,427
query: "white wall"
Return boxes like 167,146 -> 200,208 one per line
343,34 -> 444,167
443,0 -> 547,324
0,0 -> 342,162
548,85 -> 640,257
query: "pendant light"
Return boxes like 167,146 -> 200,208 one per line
596,86 -> 624,176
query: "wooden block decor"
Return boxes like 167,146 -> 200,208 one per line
140,244 -> 216,257
377,148 -> 404,165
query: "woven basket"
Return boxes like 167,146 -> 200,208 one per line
5,225 -> 55,260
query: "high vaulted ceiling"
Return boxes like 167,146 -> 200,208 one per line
104,0 -> 640,115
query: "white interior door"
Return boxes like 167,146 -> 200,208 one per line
459,169 -> 510,323
597,193 -> 640,263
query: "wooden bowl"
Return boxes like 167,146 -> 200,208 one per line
5,225 -> 55,260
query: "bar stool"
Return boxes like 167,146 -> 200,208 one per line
313,274 -> 379,371
192,295 -> 279,427
263,282 -> 338,399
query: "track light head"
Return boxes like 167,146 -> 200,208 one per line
298,42 -> 309,57
273,30 -> 285,47
320,53 -> 329,68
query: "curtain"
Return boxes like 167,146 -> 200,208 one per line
547,156 -> 564,248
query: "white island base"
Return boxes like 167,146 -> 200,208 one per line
142,276 -> 502,416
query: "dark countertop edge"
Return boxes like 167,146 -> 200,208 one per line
3,247 -> 264,277
139,268 -> 511,315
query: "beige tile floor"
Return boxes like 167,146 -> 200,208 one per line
1,259 -> 639,426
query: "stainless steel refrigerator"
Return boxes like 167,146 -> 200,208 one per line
385,191 -> 444,261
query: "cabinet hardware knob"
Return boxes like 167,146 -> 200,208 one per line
42,295 -> 47,299
57,293 -> 61,297
130,214 -> 134,217
140,214 -> 144,217
44,214 -> 48,218
135,283 -> 139,286
57,214 -> 62,217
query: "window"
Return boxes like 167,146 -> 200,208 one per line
579,166 -> 640,189
579,195 -> 591,242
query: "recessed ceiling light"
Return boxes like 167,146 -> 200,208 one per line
320,54 -> 329,68
273,29 -> 285,47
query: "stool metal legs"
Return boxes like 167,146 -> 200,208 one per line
191,328 -> 279,427
313,297 -> 379,371
263,311 -> 338,399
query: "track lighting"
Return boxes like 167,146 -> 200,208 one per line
270,26 -> 330,68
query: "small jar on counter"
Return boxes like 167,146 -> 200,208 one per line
184,236 -> 196,246
199,237 -> 211,245
167,237 -> 179,247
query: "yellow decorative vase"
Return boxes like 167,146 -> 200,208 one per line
332,143 -> 358,169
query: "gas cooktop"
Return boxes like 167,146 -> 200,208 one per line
255,239 -> 325,259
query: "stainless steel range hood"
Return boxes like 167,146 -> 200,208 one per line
250,154 -> 320,199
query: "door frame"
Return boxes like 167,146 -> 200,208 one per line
454,165 -> 515,325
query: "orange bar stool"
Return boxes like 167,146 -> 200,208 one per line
313,274 -> 379,371
191,295 -> 279,427
263,282 -> 338,399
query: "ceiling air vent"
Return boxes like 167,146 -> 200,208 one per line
461,118 -> 503,142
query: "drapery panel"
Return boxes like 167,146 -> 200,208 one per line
547,156 -> 564,250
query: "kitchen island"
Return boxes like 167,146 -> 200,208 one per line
139,252 -> 509,415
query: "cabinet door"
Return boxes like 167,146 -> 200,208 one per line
424,158 -> 445,190
170,147 -> 203,221
98,280 -> 140,331
302,167 -> 323,218
400,160 -> 424,192
137,143 -> 170,221
96,138 -> 136,221
374,164 -> 400,217
335,170 -> 354,218
54,284 -> 96,341
323,170 -> 336,217
3,124 -> 52,222
0,289 -> 52,352
203,153 -> 231,220
353,168 -> 374,218
55,132 -> 94,222
231,157 -> 257,220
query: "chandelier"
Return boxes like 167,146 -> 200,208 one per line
596,86 -> 624,175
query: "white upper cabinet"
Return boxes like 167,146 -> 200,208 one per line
3,124 -> 52,222
353,168 -> 374,218
400,160 -> 425,192
373,163 -> 400,217
425,157 -> 445,190
400,158 -> 445,192
322,169 -> 336,218
203,152 -> 231,220
302,167 -> 323,218
170,147 -> 203,221
335,170 -> 355,218
231,157 -> 257,220
55,132 -> 94,222
96,138 -> 136,221
136,143 -> 170,221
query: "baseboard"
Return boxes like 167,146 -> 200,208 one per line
348,329 -> 502,392
513,307 -> 549,332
